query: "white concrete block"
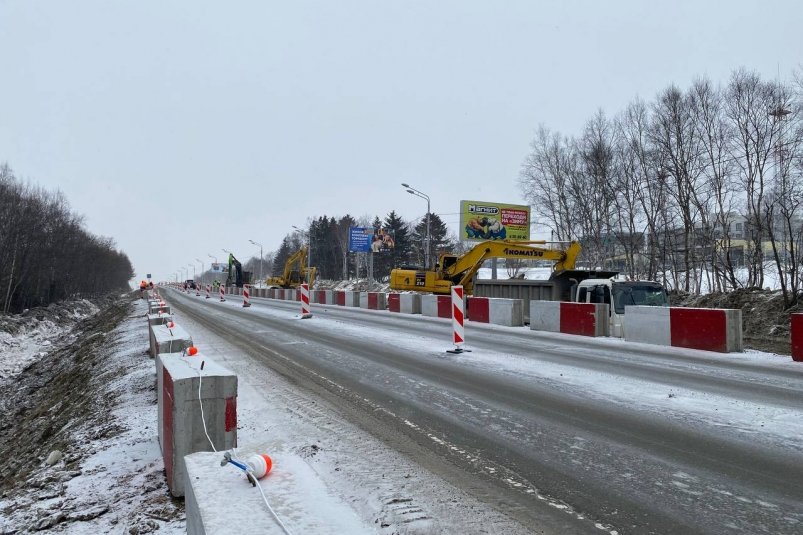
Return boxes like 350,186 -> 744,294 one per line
624,305 -> 671,346
529,301 -> 561,332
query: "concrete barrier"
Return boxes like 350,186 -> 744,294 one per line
147,312 -> 173,327
624,306 -> 742,352
343,291 -> 360,307
149,322 -> 193,357
184,451 -> 367,534
793,313 -> 803,362
388,293 -> 401,312
468,297 -> 523,327
369,292 -> 386,310
421,295 -> 452,318
159,354 -> 237,497
400,293 -> 421,314
148,302 -> 171,315
530,301 -> 610,336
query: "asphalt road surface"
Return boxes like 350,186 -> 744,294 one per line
165,289 -> 803,535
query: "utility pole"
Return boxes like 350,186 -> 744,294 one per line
401,183 -> 431,269
249,240 -> 264,284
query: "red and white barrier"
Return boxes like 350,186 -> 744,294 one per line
205,284 -> 210,299
359,292 -> 387,310
467,297 -> 523,327
242,284 -> 251,307
300,283 -> 312,318
625,306 -> 742,352
530,301 -> 609,337
421,295 -> 452,318
450,285 -> 465,353
791,313 -> 802,362
219,285 -> 225,302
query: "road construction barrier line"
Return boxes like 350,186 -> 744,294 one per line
792,313 -> 803,362
452,285 -> 465,348
624,305 -> 742,352
300,283 -> 311,316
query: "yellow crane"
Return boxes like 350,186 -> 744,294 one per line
389,240 -> 582,295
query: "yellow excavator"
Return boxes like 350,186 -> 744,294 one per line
389,240 -> 582,295
265,246 -> 317,289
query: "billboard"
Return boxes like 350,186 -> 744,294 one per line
211,262 -> 229,273
459,200 -> 530,242
349,227 -> 372,252
349,226 -> 396,253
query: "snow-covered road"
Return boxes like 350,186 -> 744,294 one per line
166,289 -> 803,535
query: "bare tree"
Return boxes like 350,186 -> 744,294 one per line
725,69 -> 781,288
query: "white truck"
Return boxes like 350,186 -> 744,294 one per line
474,272 -> 669,337
573,278 -> 669,337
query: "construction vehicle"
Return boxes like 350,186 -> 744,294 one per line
574,278 -> 668,337
389,240 -> 583,295
265,246 -> 317,289
226,253 -> 253,288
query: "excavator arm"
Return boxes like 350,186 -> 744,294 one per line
266,246 -> 317,289
389,240 -> 582,295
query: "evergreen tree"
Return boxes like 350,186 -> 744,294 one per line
372,210 -> 411,280
411,212 -> 453,268
271,237 -> 292,277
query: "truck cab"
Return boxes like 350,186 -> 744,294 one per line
574,279 -> 668,337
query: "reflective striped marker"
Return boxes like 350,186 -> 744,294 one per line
205,284 -> 211,299
300,283 -> 312,319
447,285 -> 469,354
242,284 -> 251,307
220,285 -> 226,302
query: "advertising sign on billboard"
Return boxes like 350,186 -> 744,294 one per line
349,226 -> 397,253
459,200 -> 530,242
211,262 -> 229,273
349,227 -> 372,252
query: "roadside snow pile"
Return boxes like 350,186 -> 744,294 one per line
0,297 -> 184,534
0,298 -> 101,381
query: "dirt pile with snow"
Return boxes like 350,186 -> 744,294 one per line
0,295 -> 183,534
671,288 -> 802,354
0,298 -> 101,381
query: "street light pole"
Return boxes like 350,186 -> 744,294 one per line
249,240 -> 264,284
401,183 -> 431,269
195,258 -> 204,285
189,263 -> 196,280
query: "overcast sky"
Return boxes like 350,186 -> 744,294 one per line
1,1 -> 800,282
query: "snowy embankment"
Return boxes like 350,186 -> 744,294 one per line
0,299 -> 99,380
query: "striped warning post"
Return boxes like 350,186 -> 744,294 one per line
242,284 -> 251,307
300,283 -> 313,319
219,285 -> 226,302
195,283 -> 201,297
448,285 -> 466,353
205,284 -> 211,299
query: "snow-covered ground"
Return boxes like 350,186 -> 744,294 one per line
0,299 -> 99,380
2,291 -> 801,534
0,296 -> 532,534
